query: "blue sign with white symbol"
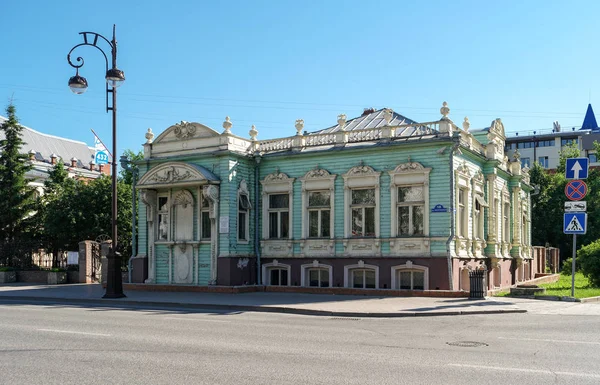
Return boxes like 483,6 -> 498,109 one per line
95,150 -> 109,165
565,158 -> 589,180
431,204 -> 449,213
564,212 -> 587,234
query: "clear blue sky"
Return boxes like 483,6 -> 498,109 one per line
2,0 -> 599,156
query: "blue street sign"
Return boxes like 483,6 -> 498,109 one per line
564,212 -> 587,234
95,150 -> 109,165
431,204 -> 449,213
565,158 -> 589,180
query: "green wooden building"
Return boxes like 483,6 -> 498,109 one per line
132,102 -> 534,291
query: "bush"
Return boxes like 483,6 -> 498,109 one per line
561,257 -> 579,276
0,266 -> 15,272
49,267 -> 66,272
578,240 -> 600,287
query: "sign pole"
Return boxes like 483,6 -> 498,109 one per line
572,234 -> 576,297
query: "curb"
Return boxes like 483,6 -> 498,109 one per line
0,295 -> 526,318
580,296 -> 600,303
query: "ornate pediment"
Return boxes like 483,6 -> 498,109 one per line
153,121 -> 220,144
304,167 -> 332,180
392,161 -> 426,173
456,162 -> 471,176
345,164 -> 377,176
137,162 -> 218,188
263,170 -> 292,183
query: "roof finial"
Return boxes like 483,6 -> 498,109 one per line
462,117 -> 470,132
295,119 -> 304,135
222,116 -> 233,134
337,114 -> 347,131
440,101 -> 450,119
249,125 -> 258,141
383,108 -> 393,125
145,128 -> 154,144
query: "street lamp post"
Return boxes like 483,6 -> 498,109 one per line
67,24 -> 126,298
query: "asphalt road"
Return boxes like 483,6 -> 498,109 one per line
0,299 -> 599,385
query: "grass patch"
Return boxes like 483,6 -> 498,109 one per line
537,273 -> 600,299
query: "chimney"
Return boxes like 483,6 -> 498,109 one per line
89,160 -> 96,171
70,157 -> 78,167
99,164 -> 105,173
361,107 -> 376,116
50,153 -> 58,165
28,149 -> 36,161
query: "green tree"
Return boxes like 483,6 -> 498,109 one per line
119,149 -> 143,185
0,104 -> 38,266
577,240 -> 600,287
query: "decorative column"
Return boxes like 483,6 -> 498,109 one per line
140,190 -> 157,283
203,184 -> 219,284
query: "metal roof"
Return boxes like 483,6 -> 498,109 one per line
307,108 -> 419,135
0,115 -> 95,166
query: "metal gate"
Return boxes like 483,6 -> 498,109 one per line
90,241 -> 101,282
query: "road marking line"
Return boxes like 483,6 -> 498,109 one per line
37,329 -> 111,337
163,316 -> 230,322
448,364 -> 600,378
499,336 -> 600,345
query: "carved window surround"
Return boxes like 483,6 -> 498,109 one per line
299,166 -> 337,238
454,162 -> 471,258
471,171 -> 487,258
388,161 -> 431,256
261,170 -> 295,240
300,261 -> 333,288
339,164 -> 381,257
390,261 -> 429,291
343,261 -> 379,289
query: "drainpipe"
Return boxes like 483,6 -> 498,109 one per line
128,168 -> 138,284
254,156 -> 262,285
445,140 -> 459,290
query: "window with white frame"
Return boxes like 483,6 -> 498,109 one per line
268,267 -> 289,286
350,268 -> 376,288
473,195 -> 487,240
503,201 -> 510,243
308,191 -> 331,238
397,269 -> 425,290
307,268 -> 329,287
261,171 -> 295,240
397,186 -> 424,236
268,194 -> 289,239
157,195 -> 169,241
343,165 -> 381,239
392,263 -> 429,290
457,188 -> 467,237
262,262 -> 291,286
389,161 -> 431,238
351,189 -> 376,237
238,180 -> 251,242
200,194 -> 211,240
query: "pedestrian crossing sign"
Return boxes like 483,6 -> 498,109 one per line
564,212 -> 587,234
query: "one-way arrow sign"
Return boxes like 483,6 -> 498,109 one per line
566,158 -> 589,179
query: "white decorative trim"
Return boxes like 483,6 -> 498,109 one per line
300,262 -> 333,287
299,167 -> 336,240
390,262 -> 429,290
343,262 -> 379,288
138,162 -> 211,188
342,164 -> 381,239
261,170 -> 295,240
262,262 -> 291,286
389,161 -> 431,238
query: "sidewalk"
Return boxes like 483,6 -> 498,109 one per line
0,283 -> 526,317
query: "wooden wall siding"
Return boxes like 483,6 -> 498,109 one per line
257,143 -> 453,257
155,244 -> 169,283
198,243 -> 211,285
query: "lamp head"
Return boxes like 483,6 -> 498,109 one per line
68,74 -> 88,94
106,68 -> 125,88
